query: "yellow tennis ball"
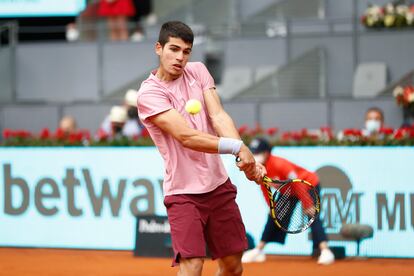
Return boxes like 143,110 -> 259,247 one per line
185,99 -> 202,115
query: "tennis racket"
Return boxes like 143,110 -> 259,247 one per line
236,157 -> 320,233
261,176 -> 320,234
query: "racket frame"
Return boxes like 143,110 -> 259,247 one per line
234,157 -> 320,233
262,176 -> 320,234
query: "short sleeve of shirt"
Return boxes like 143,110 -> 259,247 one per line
137,87 -> 172,121
193,62 -> 215,91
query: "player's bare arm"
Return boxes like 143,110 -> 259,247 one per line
203,87 -> 266,181
149,108 -> 221,153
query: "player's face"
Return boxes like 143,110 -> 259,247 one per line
156,37 -> 192,80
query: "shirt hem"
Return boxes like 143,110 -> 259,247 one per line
163,175 -> 229,197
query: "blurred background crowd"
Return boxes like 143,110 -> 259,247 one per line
1,0 -> 414,146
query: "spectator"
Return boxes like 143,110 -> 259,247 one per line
130,0 -> 155,42
109,105 -> 128,139
98,0 -> 135,41
100,89 -> 142,137
337,106 -> 385,141
362,107 -> 384,138
65,1 -> 100,42
59,116 -> 77,135
241,137 -> 335,265
124,89 -> 145,134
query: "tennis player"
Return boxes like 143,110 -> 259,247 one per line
241,137 -> 335,265
137,21 -> 265,276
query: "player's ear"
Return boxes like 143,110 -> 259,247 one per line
155,42 -> 162,56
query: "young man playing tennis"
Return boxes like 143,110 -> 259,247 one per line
241,137 -> 334,265
137,21 -> 265,276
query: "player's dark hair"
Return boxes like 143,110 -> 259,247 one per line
366,106 -> 384,122
158,21 -> 194,47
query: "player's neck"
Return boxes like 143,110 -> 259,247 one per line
155,67 -> 180,82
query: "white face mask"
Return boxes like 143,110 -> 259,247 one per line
253,153 -> 266,164
365,119 -> 381,133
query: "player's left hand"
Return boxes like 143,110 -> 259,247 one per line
253,162 -> 267,185
236,144 -> 257,180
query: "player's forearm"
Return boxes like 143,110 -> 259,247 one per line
179,128 -> 243,156
210,111 -> 262,181
210,111 -> 241,139
178,128 -> 220,153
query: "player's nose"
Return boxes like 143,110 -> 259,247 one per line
176,51 -> 184,61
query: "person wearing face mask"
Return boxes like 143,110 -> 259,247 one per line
241,137 -> 335,265
123,89 -> 145,136
99,89 -> 143,137
362,107 -> 384,138
109,105 -> 128,139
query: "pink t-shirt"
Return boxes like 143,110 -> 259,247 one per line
137,62 -> 229,196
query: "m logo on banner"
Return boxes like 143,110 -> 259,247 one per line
315,166 -> 363,241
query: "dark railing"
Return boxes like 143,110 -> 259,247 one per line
0,22 -> 18,103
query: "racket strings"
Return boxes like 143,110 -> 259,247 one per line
272,183 -> 319,233
274,186 -> 292,220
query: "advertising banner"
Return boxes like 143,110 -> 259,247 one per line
0,147 -> 413,257
0,0 -> 86,17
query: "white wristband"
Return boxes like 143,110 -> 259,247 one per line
218,137 -> 243,155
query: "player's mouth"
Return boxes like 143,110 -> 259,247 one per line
172,64 -> 182,70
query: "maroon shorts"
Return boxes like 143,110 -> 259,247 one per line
164,178 -> 248,266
